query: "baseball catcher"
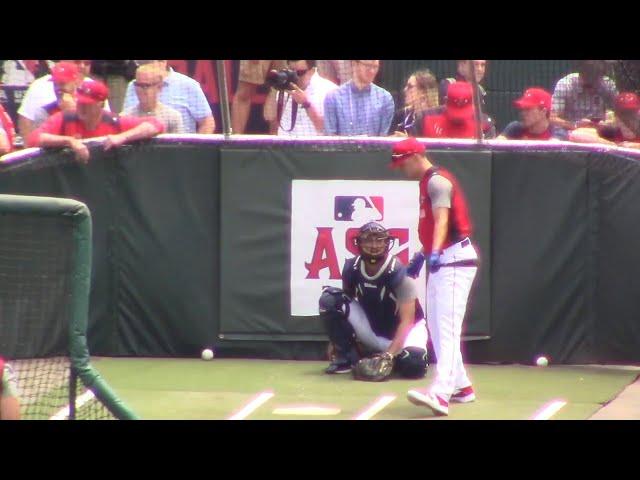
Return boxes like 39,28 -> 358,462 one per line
319,222 -> 428,381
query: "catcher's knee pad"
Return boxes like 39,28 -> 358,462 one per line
319,287 -> 354,353
319,287 -> 350,316
395,347 -> 428,378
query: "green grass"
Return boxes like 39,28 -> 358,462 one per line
90,358 -> 639,420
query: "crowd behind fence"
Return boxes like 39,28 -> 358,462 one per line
1,60 -> 640,159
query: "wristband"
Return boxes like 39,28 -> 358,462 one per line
301,101 -> 311,109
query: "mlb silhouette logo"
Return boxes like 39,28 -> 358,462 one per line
334,196 -> 384,223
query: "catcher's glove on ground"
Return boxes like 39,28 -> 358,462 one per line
352,352 -> 395,382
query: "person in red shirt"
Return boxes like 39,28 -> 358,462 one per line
569,92 -> 640,148
498,88 -> 568,140
27,79 -> 164,163
0,104 -> 17,155
390,137 -> 479,417
423,81 -> 494,139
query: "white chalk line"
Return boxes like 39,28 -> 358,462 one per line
353,395 -> 397,420
50,390 -> 96,420
228,391 -> 274,420
531,400 -> 567,420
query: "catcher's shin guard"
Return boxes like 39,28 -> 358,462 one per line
395,347 -> 428,378
319,287 -> 357,363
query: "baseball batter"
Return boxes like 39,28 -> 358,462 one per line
319,222 -> 429,380
390,137 -> 478,416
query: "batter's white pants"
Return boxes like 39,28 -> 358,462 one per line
347,300 -> 428,353
427,239 -> 478,401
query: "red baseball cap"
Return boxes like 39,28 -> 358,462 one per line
445,81 -> 475,121
514,87 -> 552,111
615,92 -> 640,112
390,137 -> 425,168
76,79 -> 109,105
51,62 -> 80,84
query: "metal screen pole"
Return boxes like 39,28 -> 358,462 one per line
469,62 -> 484,144
216,60 -> 233,138
68,366 -> 77,420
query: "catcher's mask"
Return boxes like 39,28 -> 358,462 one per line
354,222 -> 395,264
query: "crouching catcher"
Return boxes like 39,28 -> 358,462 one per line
319,222 -> 428,381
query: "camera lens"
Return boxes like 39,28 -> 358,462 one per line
266,69 -> 299,91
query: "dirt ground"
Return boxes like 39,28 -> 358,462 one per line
589,366 -> 640,420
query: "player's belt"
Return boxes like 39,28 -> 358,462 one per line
441,259 -> 478,267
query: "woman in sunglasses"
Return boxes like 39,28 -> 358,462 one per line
392,69 -> 439,137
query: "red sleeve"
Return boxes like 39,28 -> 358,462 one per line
119,115 -> 165,134
26,111 -> 65,147
422,115 -> 437,137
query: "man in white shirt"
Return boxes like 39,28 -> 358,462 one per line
276,60 -> 337,136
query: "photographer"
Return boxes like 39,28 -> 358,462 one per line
272,61 -> 337,136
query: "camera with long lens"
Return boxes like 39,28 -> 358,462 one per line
265,69 -> 299,91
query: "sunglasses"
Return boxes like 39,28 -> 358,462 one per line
134,81 -> 160,89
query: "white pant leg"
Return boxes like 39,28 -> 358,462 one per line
429,265 -> 477,401
347,301 -> 392,353
426,273 -> 440,364
402,319 -> 428,350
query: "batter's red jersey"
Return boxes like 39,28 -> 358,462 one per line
0,104 -> 16,152
418,166 -> 473,253
27,111 -> 164,147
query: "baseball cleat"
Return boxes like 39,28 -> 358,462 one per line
407,390 -> 449,416
451,385 -> 476,403
324,360 -> 352,374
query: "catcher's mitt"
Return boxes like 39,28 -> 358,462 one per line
352,352 -> 395,382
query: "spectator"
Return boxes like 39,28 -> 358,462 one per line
122,64 -> 184,134
276,60 -> 337,136
392,69 -> 439,136
27,79 -> 164,163
231,60 -> 286,135
323,60 -> 395,136
551,60 -> 618,131
0,103 -> 16,154
0,357 -> 20,420
569,92 -> 640,148
423,81 -> 495,139
123,60 -> 214,134
439,60 -> 487,108
317,61 -> 353,85
17,60 -> 106,140
92,60 -> 138,113
30,62 -> 81,129
1,60 -> 37,86
498,88 -> 568,140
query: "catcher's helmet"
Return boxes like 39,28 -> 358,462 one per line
354,222 -> 394,264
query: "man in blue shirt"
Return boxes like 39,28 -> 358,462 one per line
123,61 -> 214,134
323,60 -> 394,136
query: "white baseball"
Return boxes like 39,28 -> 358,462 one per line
201,348 -> 214,361
535,356 -> 548,367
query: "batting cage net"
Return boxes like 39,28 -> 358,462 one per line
0,195 -> 137,420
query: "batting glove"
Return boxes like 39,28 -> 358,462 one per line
428,252 -> 442,273
406,252 -> 425,278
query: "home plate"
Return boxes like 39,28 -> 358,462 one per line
272,405 -> 341,416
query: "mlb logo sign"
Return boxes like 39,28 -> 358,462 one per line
290,180 -> 425,316
334,196 -> 384,222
